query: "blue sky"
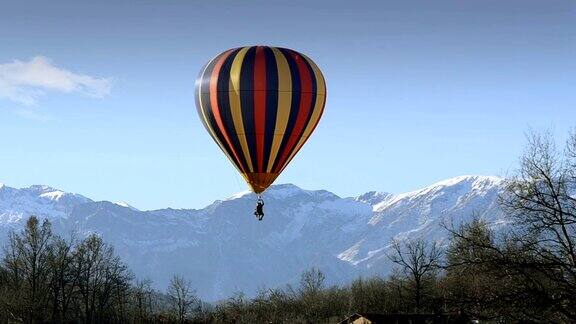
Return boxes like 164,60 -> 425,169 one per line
1,0 -> 575,210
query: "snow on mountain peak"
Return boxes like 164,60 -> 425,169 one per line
355,191 -> 393,206
372,175 -> 503,213
39,190 -> 66,201
26,185 -> 80,202
428,175 -> 503,188
0,183 -> 93,224
226,189 -> 252,200
225,183 -> 335,201
224,183 -> 305,201
113,201 -> 139,211
267,183 -> 304,198
28,184 -> 59,193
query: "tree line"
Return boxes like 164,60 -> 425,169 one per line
0,129 -> 575,323
0,214 -> 207,323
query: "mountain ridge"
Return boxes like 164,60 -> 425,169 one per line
0,175 -> 508,300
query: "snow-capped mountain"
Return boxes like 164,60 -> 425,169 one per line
0,176 -> 508,300
0,183 -> 91,223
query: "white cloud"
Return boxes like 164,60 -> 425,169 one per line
0,56 -> 111,105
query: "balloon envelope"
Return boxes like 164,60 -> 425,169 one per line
195,46 -> 326,193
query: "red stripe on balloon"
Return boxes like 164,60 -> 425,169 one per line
209,50 -> 247,174
253,46 -> 267,172
278,94 -> 326,175
274,52 -> 314,173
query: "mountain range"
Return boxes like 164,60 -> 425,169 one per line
0,175 -> 509,301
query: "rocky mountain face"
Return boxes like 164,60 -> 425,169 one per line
0,176 -> 509,301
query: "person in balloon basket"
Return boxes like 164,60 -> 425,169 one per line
254,197 -> 265,221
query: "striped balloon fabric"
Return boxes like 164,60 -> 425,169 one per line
195,46 -> 326,194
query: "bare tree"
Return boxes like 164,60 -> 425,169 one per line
47,235 -> 77,322
444,219 -> 507,319
1,216 -> 53,322
299,267 -> 325,295
0,216 -> 135,322
440,130 -> 576,321
348,276 -> 390,314
168,274 -> 198,322
498,130 -> 576,320
388,239 -> 441,312
297,267 -> 327,321
131,278 -> 155,321
73,234 -> 132,323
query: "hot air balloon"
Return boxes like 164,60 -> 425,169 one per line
195,46 -> 326,219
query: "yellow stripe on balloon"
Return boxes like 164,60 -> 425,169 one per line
302,53 -> 326,95
198,52 -> 243,175
228,47 -> 254,172
266,47 -> 293,172
278,94 -> 325,175
279,54 -> 326,174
